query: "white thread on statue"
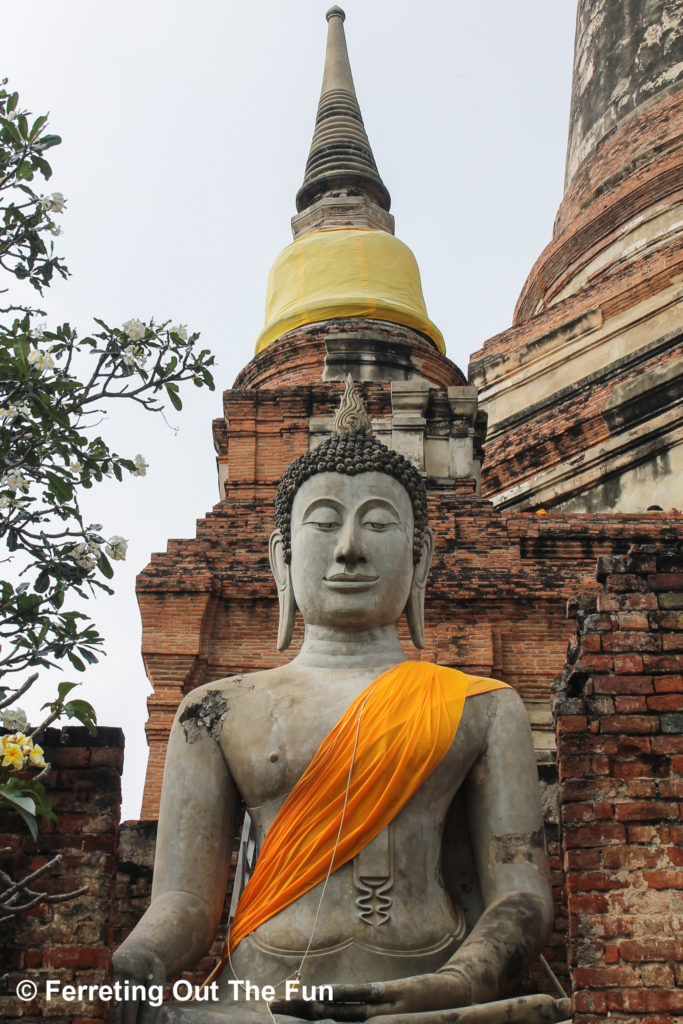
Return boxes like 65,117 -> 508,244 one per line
297,684 -> 374,973
251,683 -> 376,1023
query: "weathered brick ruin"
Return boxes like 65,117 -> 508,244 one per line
555,544 -> 683,1022
470,0 -> 683,514
3,2 -> 682,1021
1,728 -> 123,1024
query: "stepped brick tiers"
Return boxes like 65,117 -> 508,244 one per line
470,0 -> 683,514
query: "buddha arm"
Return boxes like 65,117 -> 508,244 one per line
112,689 -> 237,1006
437,685 -> 555,1003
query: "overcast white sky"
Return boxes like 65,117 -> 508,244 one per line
2,0 -> 578,818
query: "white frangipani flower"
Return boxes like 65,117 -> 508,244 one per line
2,707 -> 28,731
2,470 -> 29,493
40,192 -> 66,214
72,542 -> 96,571
132,454 -> 148,477
170,323 -> 189,343
48,224 -> 63,236
2,402 -> 32,423
30,322 -> 47,340
123,318 -> 145,342
69,458 -> 82,473
27,348 -> 55,373
106,535 -> 128,561
122,344 -> 147,368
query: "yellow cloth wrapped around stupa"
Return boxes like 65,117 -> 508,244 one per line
255,228 -> 445,355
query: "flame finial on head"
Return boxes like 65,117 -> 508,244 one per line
333,375 -> 373,437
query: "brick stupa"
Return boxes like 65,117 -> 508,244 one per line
135,8 -> 683,1006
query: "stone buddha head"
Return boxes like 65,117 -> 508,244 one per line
269,378 -> 434,649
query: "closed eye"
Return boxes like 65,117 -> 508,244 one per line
306,518 -> 340,531
362,519 -> 395,531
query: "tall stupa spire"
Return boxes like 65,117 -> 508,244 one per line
255,7 -> 444,356
293,7 -> 393,237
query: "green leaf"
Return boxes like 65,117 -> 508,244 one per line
64,699 -> 97,735
77,647 -> 98,665
57,681 -> 79,702
4,119 -> 22,145
15,779 -> 57,823
166,383 -> 182,411
29,114 -> 48,142
51,406 -> 70,428
36,133 -> 61,151
33,155 -> 52,179
0,784 -> 38,839
97,552 -> 114,579
34,569 -> 50,592
67,651 -> 86,672
46,472 -> 73,503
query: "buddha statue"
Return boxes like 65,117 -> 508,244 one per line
112,382 -> 568,1024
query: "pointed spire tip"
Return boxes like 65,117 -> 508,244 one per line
295,4 -> 391,216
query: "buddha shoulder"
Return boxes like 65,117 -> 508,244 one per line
172,667 -> 290,744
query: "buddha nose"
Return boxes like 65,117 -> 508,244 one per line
334,517 -> 366,564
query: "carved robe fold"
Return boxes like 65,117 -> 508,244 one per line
228,660 -> 509,955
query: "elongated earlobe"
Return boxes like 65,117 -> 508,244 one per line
406,527 -> 433,649
269,530 -> 296,651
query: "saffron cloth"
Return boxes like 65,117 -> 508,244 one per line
228,660 -> 509,955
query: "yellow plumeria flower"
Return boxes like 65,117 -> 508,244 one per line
5,731 -> 28,746
27,743 -> 46,768
1,740 -> 25,770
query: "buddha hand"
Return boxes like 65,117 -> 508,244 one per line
110,947 -> 167,1024
270,969 -> 471,1020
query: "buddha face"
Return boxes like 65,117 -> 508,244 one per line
289,471 -> 415,630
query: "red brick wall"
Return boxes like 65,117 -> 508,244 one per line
139,497 -> 683,815
554,543 -> 683,1023
0,726 -> 123,1024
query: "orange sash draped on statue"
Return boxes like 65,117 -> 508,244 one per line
227,660 -> 509,956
